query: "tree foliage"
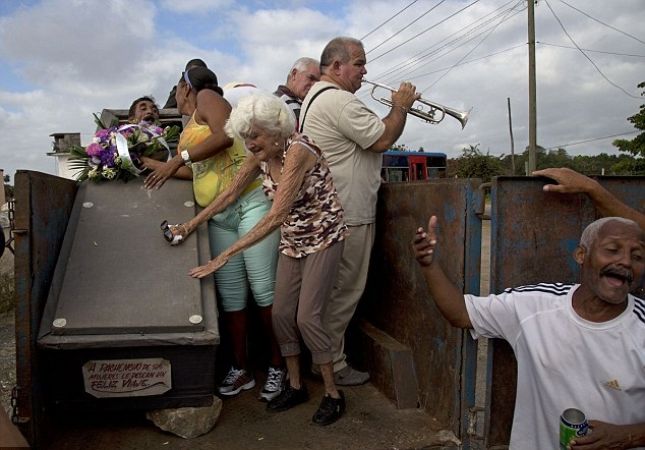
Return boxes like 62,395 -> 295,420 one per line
450,144 -> 504,182
612,81 -> 645,160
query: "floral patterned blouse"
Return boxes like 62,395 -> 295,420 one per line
260,134 -> 348,258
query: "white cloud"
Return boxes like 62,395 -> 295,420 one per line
0,0 -> 643,181
159,0 -> 233,14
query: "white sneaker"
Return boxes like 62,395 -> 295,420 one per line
218,367 -> 255,396
259,366 -> 287,401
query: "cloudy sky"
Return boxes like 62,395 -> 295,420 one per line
0,0 -> 643,180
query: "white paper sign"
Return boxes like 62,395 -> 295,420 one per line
82,358 -> 172,398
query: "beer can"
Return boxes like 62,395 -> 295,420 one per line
559,408 -> 589,449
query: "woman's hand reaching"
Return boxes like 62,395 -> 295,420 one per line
161,221 -> 189,246
189,254 -> 229,279
144,156 -> 183,190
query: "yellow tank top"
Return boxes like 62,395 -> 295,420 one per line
179,113 -> 259,207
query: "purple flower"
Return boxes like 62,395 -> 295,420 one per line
86,143 -> 102,157
95,128 -> 110,140
100,150 -> 115,167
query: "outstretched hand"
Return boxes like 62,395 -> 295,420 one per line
189,255 -> 229,279
532,167 -> 596,195
161,221 -> 188,246
144,157 -> 182,190
413,215 -> 438,267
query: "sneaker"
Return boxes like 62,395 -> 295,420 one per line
334,365 -> 369,386
266,383 -> 309,412
312,391 -> 346,426
260,366 -> 287,402
218,367 -> 256,396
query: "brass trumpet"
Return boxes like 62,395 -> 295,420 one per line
362,79 -> 471,129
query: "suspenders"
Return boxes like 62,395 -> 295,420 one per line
298,86 -> 338,133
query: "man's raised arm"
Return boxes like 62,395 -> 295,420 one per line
413,216 -> 472,329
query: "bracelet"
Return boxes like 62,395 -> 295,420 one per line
180,149 -> 192,167
393,104 -> 409,114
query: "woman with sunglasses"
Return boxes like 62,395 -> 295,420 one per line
144,67 -> 285,402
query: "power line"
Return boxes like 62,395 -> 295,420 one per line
546,130 -> 638,150
544,0 -> 640,100
412,44 -> 525,79
360,0 -> 420,42
537,41 -> 645,58
421,3 -> 523,91
368,0 -> 520,83
557,0 -> 645,46
369,0 -> 482,64
366,0 -> 447,55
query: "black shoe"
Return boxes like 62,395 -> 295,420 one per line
266,383 -> 309,412
312,391 -> 346,426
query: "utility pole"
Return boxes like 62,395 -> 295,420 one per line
507,98 -> 516,174
527,0 -> 537,173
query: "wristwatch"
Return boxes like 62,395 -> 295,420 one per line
180,149 -> 192,167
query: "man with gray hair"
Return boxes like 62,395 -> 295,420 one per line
273,57 -> 320,130
300,36 -> 419,385
413,215 -> 645,449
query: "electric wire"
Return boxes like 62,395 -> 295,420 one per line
360,0 -> 420,42
557,0 -> 645,46
546,131 -> 638,150
412,44 -> 525,79
366,0 -> 447,55
383,2 -> 521,83
368,0 -> 521,84
544,0 -> 640,100
420,4 -> 524,90
421,2 -> 511,92
537,41 -> 645,58
369,0 -> 482,64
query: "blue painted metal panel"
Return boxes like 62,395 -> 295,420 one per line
362,179 -> 481,446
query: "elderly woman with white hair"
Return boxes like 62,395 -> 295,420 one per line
165,93 -> 349,426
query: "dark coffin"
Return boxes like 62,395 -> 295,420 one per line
37,178 -> 219,410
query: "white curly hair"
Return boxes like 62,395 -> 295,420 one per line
225,93 -> 294,141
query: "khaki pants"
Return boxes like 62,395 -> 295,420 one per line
323,223 -> 375,372
272,241 -> 344,365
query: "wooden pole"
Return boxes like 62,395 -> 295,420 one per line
527,0 -> 537,173
507,98 -> 516,174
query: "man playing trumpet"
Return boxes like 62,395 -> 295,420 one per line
300,36 -> 420,385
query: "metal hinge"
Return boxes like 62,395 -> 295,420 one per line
475,183 -> 491,220
4,199 -> 19,255
467,406 -> 486,441
10,385 -> 28,424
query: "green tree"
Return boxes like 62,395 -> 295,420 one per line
452,144 -> 503,182
613,81 -> 645,160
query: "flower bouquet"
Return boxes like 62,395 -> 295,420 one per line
69,114 -> 180,182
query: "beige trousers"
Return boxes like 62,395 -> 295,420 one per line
322,223 -> 375,372
272,241 -> 344,365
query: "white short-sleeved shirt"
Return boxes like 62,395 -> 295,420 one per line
300,81 -> 385,226
465,283 -> 645,450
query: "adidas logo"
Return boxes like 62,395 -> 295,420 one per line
604,379 -> 621,391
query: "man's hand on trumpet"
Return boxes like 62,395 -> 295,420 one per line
391,81 -> 420,114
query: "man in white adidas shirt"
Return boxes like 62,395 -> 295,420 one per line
414,216 -> 645,449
